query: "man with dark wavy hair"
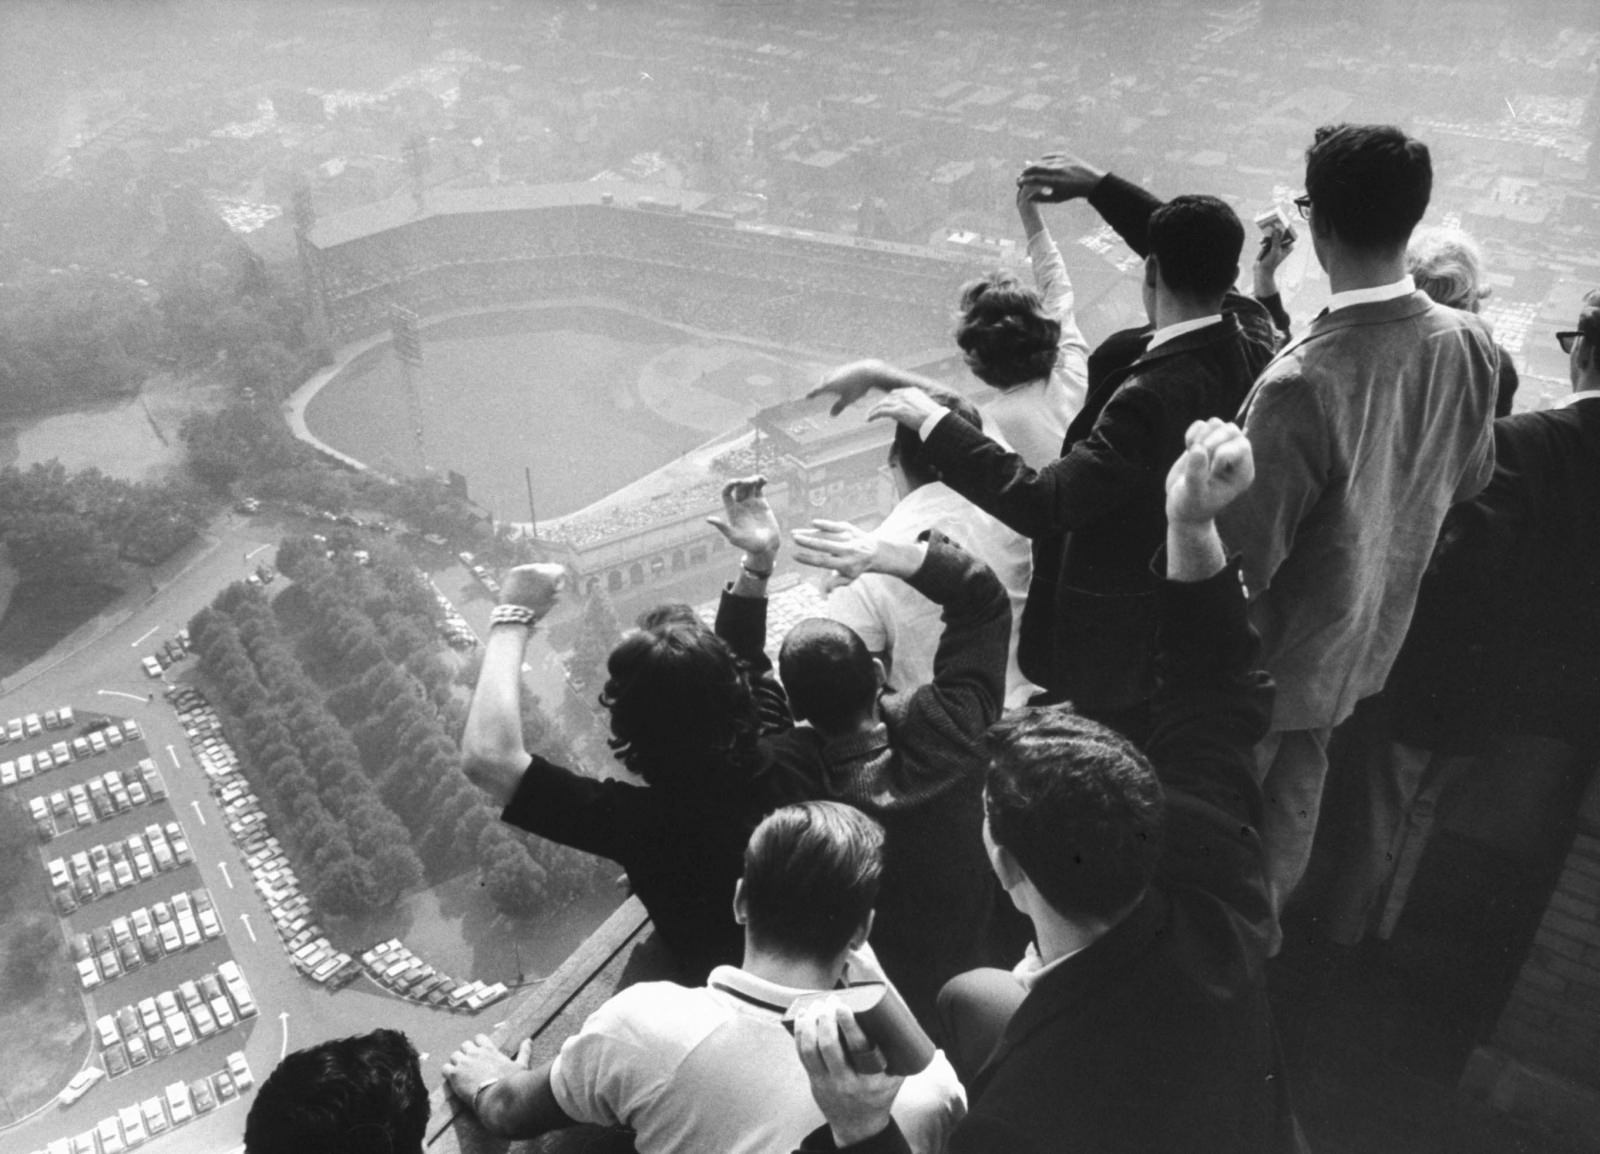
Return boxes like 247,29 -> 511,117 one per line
246,1029 -> 429,1154
1217,124 -> 1498,941
791,422 -> 1305,1154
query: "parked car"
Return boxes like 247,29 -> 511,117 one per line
189,1078 -> 216,1114
226,1050 -> 253,1090
164,1081 -> 193,1126
140,1095 -> 169,1137
103,1042 -> 129,1078
57,1066 -> 105,1106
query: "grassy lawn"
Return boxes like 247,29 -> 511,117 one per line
0,885 -> 91,1120
0,580 -> 121,679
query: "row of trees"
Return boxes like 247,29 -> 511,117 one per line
0,460 -> 211,585
190,586 -> 425,917
274,537 -> 605,916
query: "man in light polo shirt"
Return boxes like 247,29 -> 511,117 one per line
443,801 -> 964,1154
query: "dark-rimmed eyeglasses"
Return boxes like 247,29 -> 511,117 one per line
1293,195 -> 1313,220
1557,331 -> 1585,354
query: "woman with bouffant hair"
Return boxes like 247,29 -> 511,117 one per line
461,480 -> 799,981
1407,225 -> 1518,416
951,184 -> 1092,468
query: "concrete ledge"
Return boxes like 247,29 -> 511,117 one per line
425,896 -> 671,1154
1461,1044 -> 1600,1150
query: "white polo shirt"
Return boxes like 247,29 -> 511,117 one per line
550,956 -> 966,1154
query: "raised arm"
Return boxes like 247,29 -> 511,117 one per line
1015,182 -> 1090,409
806,359 -> 966,418
1148,421 -> 1274,920
707,475 -> 794,731
792,521 -> 1009,785
461,563 -> 565,808
862,369 -> 1173,541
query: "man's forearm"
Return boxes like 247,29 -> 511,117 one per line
475,1062 -> 575,1139
461,626 -> 533,806
1167,520 -> 1227,583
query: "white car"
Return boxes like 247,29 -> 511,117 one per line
76,958 -> 101,989
226,1050 -> 253,1090
138,997 -> 161,1031
57,1066 -> 105,1106
164,1081 -> 193,1126
198,908 -> 222,939
118,1103 -> 146,1147
140,1096 -> 168,1136
210,994 -> 236,1029
165,1012 -> 195,1050
95,1116 -> 124,1154
95,1014 -> 120,1049
141,656 -> 163,678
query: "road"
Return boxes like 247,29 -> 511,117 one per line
1,519 -> 549,1154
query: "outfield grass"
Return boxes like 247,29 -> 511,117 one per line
0,581 -> 120,680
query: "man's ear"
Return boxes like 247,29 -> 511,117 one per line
1144,254 -> 1160,290
848,910 -> 875,952
732,878 -> 748,926
989,840 -> 1025,891
871,657 -> 887,692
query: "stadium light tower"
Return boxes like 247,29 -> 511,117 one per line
390,304 -> 427,473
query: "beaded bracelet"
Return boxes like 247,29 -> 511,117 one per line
489,604 -> 540,628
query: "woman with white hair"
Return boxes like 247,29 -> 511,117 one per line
1407,225 -> 1518,416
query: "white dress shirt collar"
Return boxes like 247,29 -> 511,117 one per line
1326,275 -> 1416,314
1145,314 -> 1223,352
1555,389 -> 1600,410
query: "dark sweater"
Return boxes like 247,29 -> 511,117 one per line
762,535 -> 1010,1025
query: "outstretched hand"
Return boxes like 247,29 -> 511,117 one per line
791,520 -> 883,581
1017,151 -> 1106,203
793,997 -> 904,1149
706,475 -> 780,559
866,387 -> 943,430
500,564 -> 566,619
808,359 -> 907,417
1165,419 -> 1255,525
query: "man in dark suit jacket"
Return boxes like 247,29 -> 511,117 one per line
790,422 -> 1305,1154
814,163 -> 1277,740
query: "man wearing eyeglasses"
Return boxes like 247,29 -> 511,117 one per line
1216,124 -> 1500,946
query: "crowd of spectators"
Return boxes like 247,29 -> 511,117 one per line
245,121 -> 1600,1154
313,200 -> 966,356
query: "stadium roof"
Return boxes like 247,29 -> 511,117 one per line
306,179 -> 713,248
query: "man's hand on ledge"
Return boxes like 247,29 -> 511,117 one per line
444,1033 -> 531,1133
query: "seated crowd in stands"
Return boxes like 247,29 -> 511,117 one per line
245,121 -> 1600,1154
